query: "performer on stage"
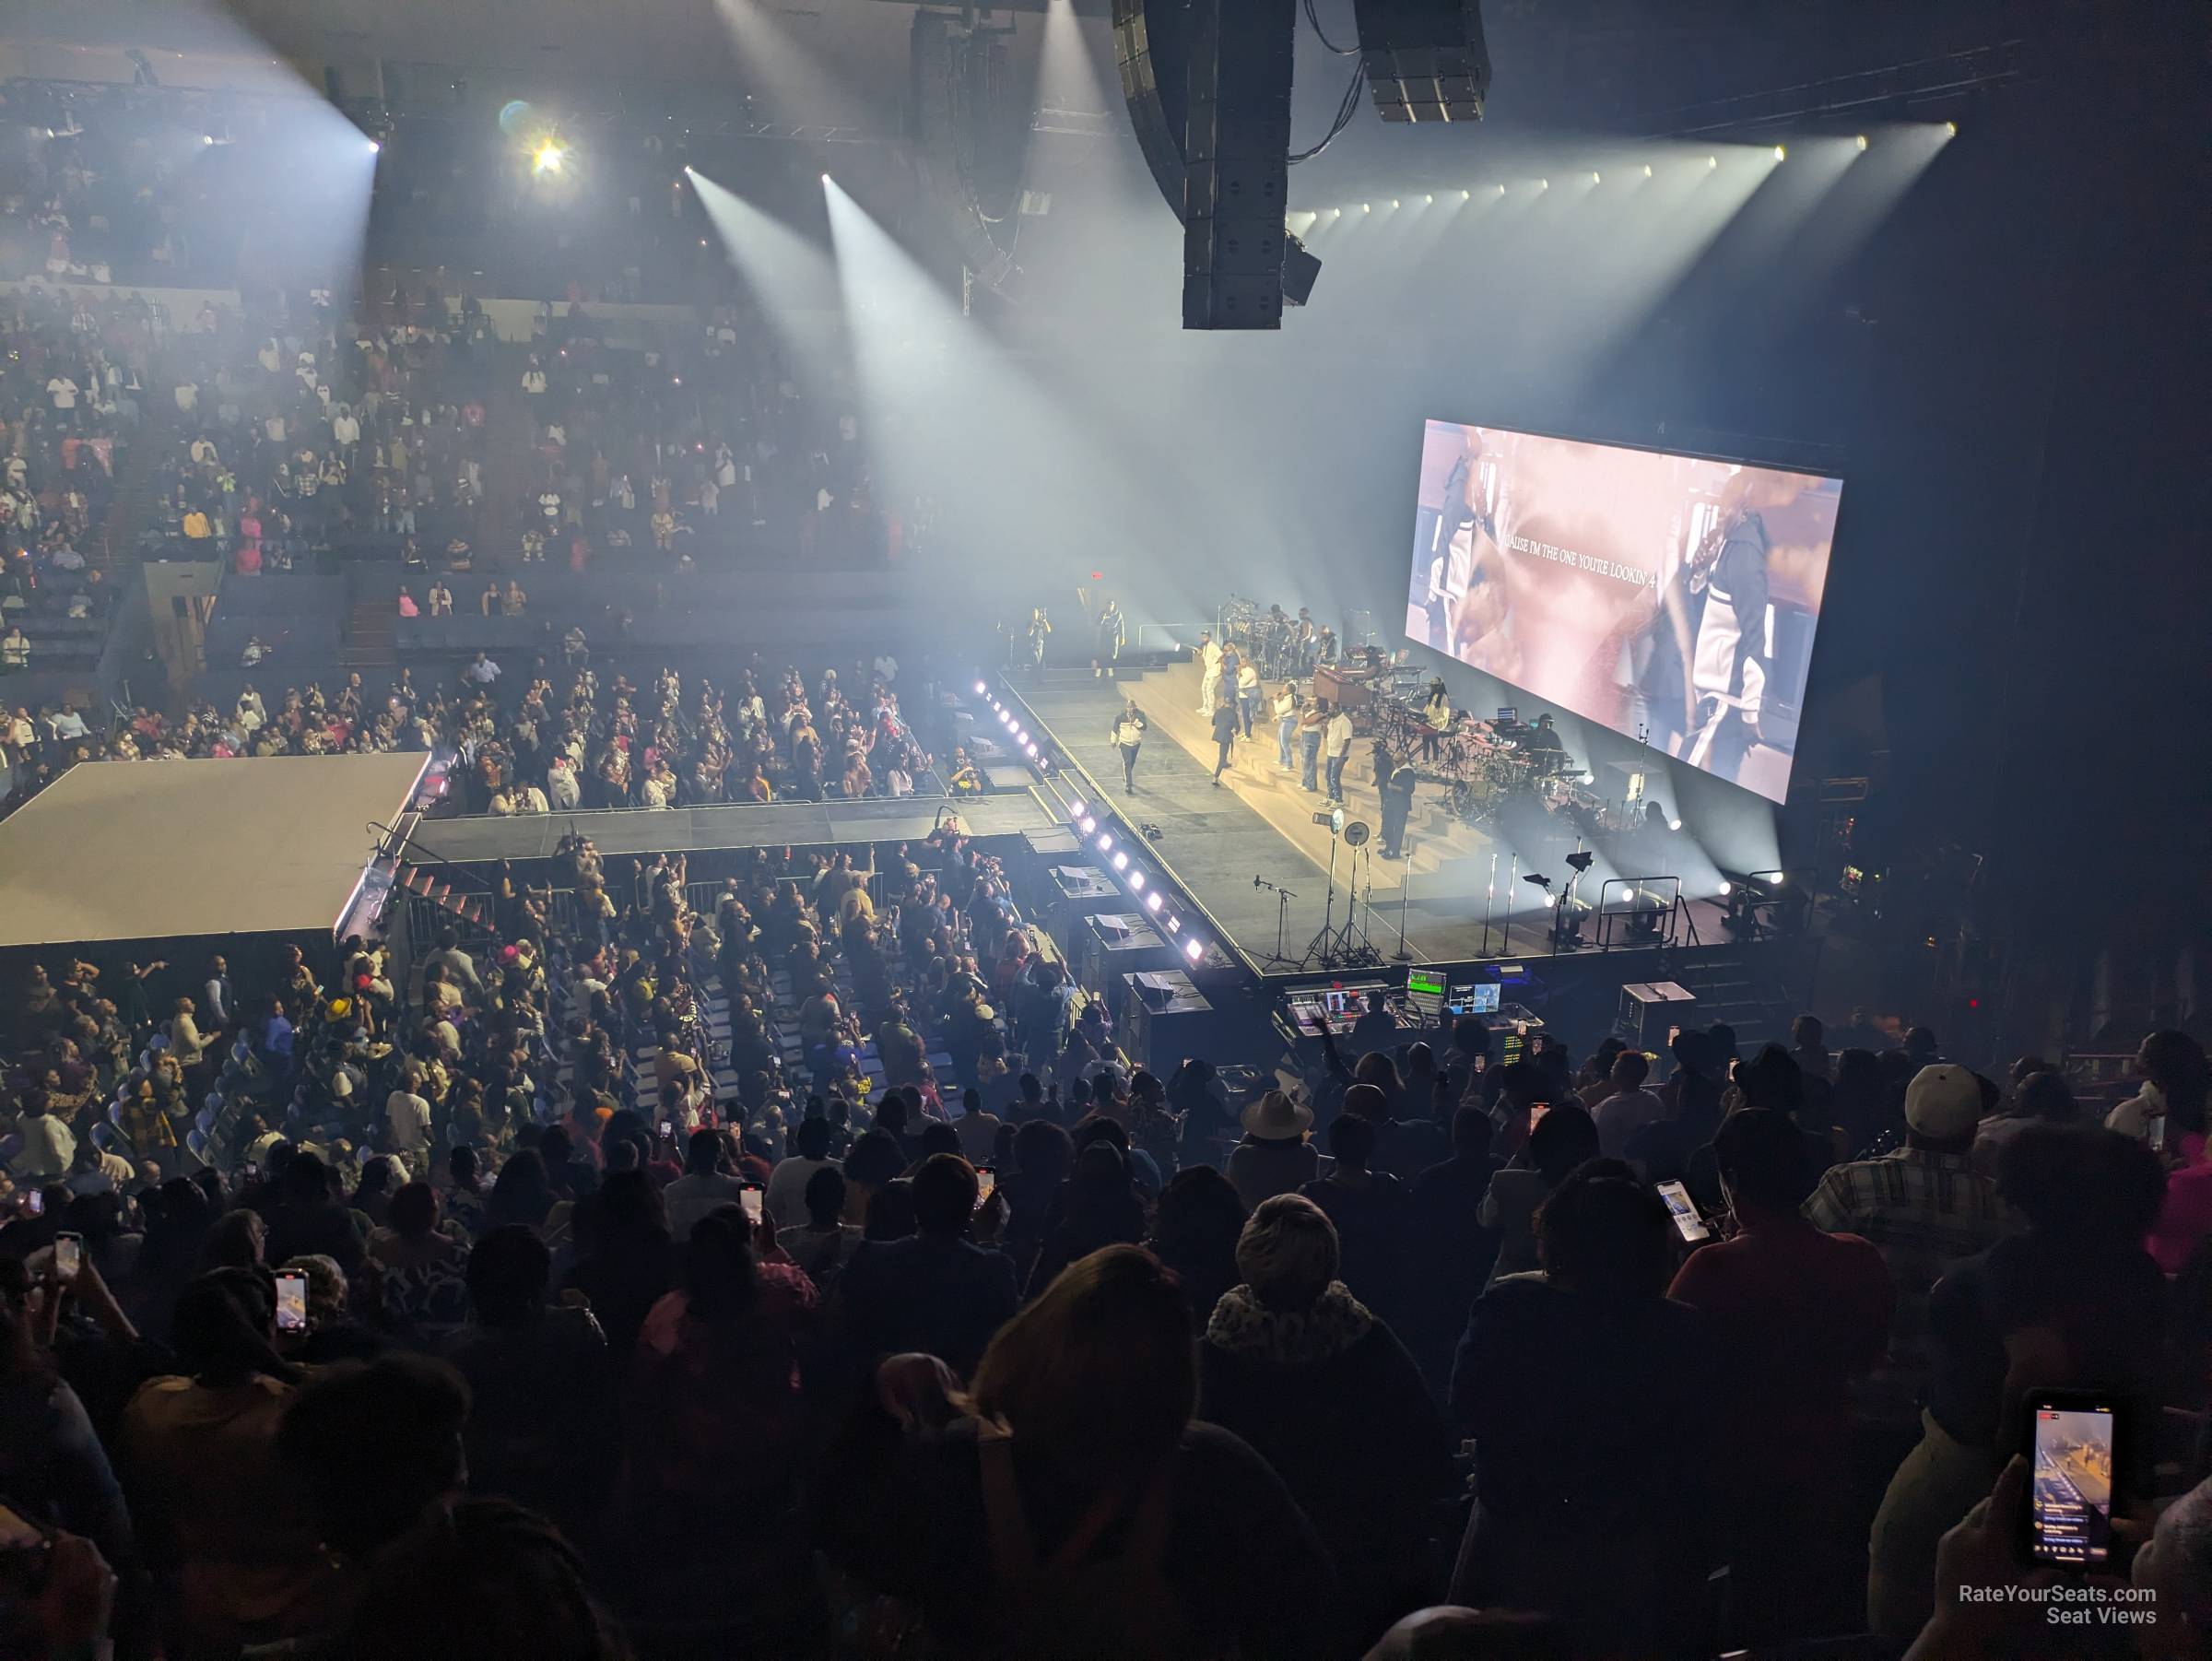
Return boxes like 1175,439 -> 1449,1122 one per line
1298,699 -> 1326,792
1109,701 -> 1147,792
1323,703 -> 1354,803
1420,677 -> 1451,762
1025,607 -> 1052,670
1196,630 -> 1222,717
1093,597 -> 1124,677
1638,470 -> 1782,780
1379,748 -> 1418,858
1210,699 -> 1241,785
1271,683 -> 1299,771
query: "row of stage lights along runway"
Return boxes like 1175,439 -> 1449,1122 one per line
975,680 -> 1215,972
1296,122 -> 1958,228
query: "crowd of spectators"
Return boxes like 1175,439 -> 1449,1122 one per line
6,787 -> 2212,1658
1,647 -> 946,818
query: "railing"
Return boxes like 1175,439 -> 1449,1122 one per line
1593,877 -> 1689,951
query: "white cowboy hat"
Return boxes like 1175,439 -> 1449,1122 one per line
1241,1090 -> 1312,1140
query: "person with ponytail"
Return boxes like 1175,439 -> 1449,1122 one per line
117,1268 -> 332,1651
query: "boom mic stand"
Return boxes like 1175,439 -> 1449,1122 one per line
1253,875 -> 1298,968
1296,833 -> 1344,971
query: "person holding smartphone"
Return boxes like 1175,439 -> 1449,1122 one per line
1666,1109 -> 1895,1643
1865,1122 -> 2168,1642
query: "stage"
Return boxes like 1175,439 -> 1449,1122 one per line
1018,659 -> 1730,971
0,754 -> 429,948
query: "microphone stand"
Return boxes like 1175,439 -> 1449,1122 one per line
1253,876 -> 1298,968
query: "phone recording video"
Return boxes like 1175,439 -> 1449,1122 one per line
1656,1181 -> 1711,1244
739,1184 -> 764,1225
2027,1395 -> 2118,1567
276,1271 -> 310,1334
974,1166 -> 996,1206
53,1232 -> 82,1281
23,1190 -> 41,1218
659,1120 -> 675,1140
1525,1103 -> 1550,1131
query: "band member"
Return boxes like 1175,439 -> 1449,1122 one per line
1093,597 -> 1124,678
1210,698 -> 1241,785
1109,701 -> 1147,792
1379,748 -> 1419,858
1420,677 -> 1452,762
1195,630 -> 1222,717
1025,607 -> 1052,670
1524,712 -> 1567,772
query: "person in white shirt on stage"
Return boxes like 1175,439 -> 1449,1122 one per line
1196,630 -> 1223,716
1324,705 -> 1355,803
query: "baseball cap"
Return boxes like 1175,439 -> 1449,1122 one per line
1904,1064 -> 1982,1139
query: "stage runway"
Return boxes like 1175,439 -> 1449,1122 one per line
1022,660 -> 1588,968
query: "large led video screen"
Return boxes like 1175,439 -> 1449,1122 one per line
1406,420 -> 1843,804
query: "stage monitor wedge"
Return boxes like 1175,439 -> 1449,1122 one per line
1355,0 -> 1492,124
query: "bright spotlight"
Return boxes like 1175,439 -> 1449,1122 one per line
369,139 -> 382,154
1078,816 -> 1096,835
1591,171 -> 1601,184
1112,852 -> 1129,871
1717,880 -> 1733,897
1390,198 -> 1400,208
1708,156 -> 1718,169
1128,871 -> 1145,890
533,142 -> 565,173
1772,144 -> 1786,160
972,679 -> 987,695
1539,178 -> 1549,190
1423,193 -> 1433,205
1580,772 -> 1594,785
1855,134 -> 1869,151
1945,120 -> 1958,137
1145,892 -> 1163,913
1460,188 -> 1471,200
203,135 -> 215,146
1667,817 -> 1683,831
1096,833 -> 1113,853
1642,163 -> 1653,178
1024,741 -> 1039,758
820,172 -> 830,183
1182,937 -> 1204,962
1069,800 -> 1087,819
1361,203 -> 1371,213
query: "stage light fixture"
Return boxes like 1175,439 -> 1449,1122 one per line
1096,833 -> 1113,853
203,135 -> 215,146
1642,163 -> 1652,178
1112,852 -> 1129,871
1163,915 -> 1181,934
1423,193 -> 1433,204
820,172 -> 830,183
1069,799 -> 1087,819
1391,198 -> 1400,208
1855,134 -> 1869,151
1078,816 -> 1096,834
1183,937 -> 1204,962
1772,144 -> 1786,160
1590,171 -> 1600,183
1145,892 -> 1164,913
1945,121 -> 1958,136
1668,817 -> 1683,830
1024,741 -> 1039,758
1460,188 -> 1470,200
533,142 -> 565,173
1717,880 -> 1733,896
1362,203 -> 1371,213
1539,178 -> 1548,189
370,139 -> 382,153
1128,871 -> 1145,890
974,680 -> 987,695
1580,771 -> 1594,784
1707,155 -> 1718,168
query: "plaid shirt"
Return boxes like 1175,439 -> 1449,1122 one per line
1805,1147 -> 2017,1422
118,1094 -> 178,1151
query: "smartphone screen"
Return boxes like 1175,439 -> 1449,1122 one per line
23,1190 -> 41,1218
2149,1113 -> 2169,1153
974,1167 -> 996,1205
1525,1103 -> 1550,1131
53,1233 -> 82,1280
276,1272 -> 309,1333
739,1185 -> 764,1225
2029,1400 -> 2116,1566
659,1120 -> 674,1139
1657,1181 -> 1710,1244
